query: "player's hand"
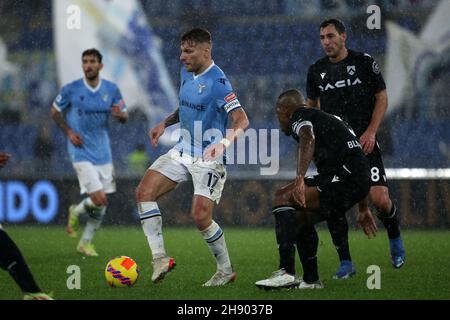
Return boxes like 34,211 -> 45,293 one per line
111,104 -> 127,123
359,129 -> 376,155
292,175 -> 306,208
149,123 -> 165,148
203,143 -> 226,161
356,208 -> 377,239
0,152 -> 11,167
68,130 -> 83,147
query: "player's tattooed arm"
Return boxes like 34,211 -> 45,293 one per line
296,126 -> 315,177
51,105 -> 83,147
164,108 -> 180,128
293,125 -> 315,207
149,108 -> 179,148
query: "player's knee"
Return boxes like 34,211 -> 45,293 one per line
191,204 -> 211,226
90,193 -> 107,207
135,184 -> 156,202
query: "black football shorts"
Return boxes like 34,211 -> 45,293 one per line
305,155 -> 370,221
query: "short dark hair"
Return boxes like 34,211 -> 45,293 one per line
277,89 -> 306,107
319,18 -> 346,34
82,48 -> 103,63
181,28 -> 212,44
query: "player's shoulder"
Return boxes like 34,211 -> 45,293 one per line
209,64 -> 228,81
210,64 -> 232,88
349,50 -> 376,63
310,56 -> 330,70
101,78 -> 119,90
60,78 -> 83,95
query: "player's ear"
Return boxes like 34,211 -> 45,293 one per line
99,63 -> 104,71
341,32 -> 347,42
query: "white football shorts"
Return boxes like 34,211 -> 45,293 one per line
72,162 -> 116,195
150,148 -> 227,204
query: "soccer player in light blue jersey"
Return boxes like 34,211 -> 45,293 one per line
135,28 -> 249,286
51,49 -> 128,257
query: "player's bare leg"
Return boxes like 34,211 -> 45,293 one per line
136,169 -> 177,282
370,186 -> 405,268
191,195 -> 235,286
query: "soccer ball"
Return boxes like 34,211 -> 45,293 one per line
105,256 -> 140,287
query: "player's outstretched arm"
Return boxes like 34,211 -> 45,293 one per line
50,105 -> 83,147
149,108 -> 179,148
203,108 -> 249,161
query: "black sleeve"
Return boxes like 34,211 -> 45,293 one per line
306,65 -> 320,100
290,108 -> 314,136
366,56 -> 386,93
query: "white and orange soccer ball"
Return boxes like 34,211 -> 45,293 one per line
105,256 -> 140,287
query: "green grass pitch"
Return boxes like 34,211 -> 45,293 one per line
0,226 -> 449,300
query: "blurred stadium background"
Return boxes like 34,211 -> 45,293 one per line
0,0 -> 449,228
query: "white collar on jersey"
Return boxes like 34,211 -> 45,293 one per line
193,61 -> 215,79
83,77 -> 102,93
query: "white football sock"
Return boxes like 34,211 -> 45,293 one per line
201,221 -> 232,274
138,201 -> 166,259
74,197 -> 96,217
81,206 -> 105,243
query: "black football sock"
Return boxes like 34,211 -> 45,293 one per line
327,215 -> 352,262
297,225 -> 319,283
273,206 -> 298,275
376,203 -> 400,239
0,230 -> 41,293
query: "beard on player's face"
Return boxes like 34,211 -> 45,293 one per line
84,69 -> 99,80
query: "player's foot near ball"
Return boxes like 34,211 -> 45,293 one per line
255,269 -> 300,290
77,241 -> 99,257
202,269 -> 236,287
23,292 -> 54,300
66,205 -> 79,238
151,256 -> 176,283
390,236 -> 406,269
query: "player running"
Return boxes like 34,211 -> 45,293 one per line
51,48 -> 128,257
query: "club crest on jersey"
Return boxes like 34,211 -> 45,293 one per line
198,84 -> 206,94
103,94 -> 108,102
372,61 -> 380,74
347,65 -> 356,75
320,72 -> 326,79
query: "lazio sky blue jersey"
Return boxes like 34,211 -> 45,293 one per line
175,62 -> 242,157
53,78 -> 126,164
